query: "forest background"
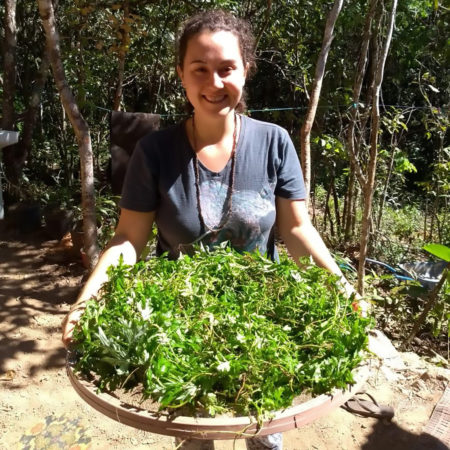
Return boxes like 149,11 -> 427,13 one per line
0,0 -> 449,358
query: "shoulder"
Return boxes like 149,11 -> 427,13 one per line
241,115 -> 289,137
241,116 -> 292,149
241,116 -> 294,156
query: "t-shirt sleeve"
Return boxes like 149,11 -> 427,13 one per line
119,139 -> 159,212
274,129 -> 306,200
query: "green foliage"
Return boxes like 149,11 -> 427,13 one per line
365,242 -> 449,348
394,153 -> 417,174
424,243 -> 450,262
369,204 -> 425,264
313,135 -> 347,161
366,269 -> 448,346
4,2 -> 448,325
73,246 -> 372,419
95,193 -> 120,247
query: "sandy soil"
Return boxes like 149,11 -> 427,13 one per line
0,228 -> 448,450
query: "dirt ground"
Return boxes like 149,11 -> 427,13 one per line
0,227 -> 449,450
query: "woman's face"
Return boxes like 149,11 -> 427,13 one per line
177,30 -> 247,119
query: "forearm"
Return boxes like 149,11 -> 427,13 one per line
62,209 -> 154,346
281,222 -> 355,296
283,221 -> 342,275
73,209 -> 154,307
276,198 -> 355,296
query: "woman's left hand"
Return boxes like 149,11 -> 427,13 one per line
349,290 -> 370,318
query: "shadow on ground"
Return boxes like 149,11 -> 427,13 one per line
0,226 -> 85,375
361,419 -> 447,450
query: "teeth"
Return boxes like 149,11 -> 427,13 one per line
204,95 -> 226,103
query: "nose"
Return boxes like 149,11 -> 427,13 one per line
211,72 -> 224,89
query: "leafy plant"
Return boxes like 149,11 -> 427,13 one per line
73,246 -> 372,420
424,243 -> 450,262
370,204 -> 425,265
70,192 -> 119,248
95,193 -> 120,247
420,243 -> 450,338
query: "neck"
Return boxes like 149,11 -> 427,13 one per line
190,111 -> 238,173
191,111 -> 236,146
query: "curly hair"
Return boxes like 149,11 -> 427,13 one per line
176,9 -> 256,113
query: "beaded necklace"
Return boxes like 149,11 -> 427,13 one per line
191,113 -> 238,233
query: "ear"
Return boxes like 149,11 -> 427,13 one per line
177,65 -> 184,86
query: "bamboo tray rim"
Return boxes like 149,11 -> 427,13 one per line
66,354 -> 372,440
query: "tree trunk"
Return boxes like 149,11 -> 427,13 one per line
59,106 -> 71,185
344,0 -> 378,233
429,204 -> 435,242
38,0 -> 99,269
300,0 -> 343,205
1,0 -> 18,192
376,107 -> 413,237
430,132 -> 445,242
351,184 -> 359,236
343,170 -> 356,239
324,181 -> 335,237
357,0 -> 398,295
376,142 -> 396,232
331,180 -> 341,234
254,0 -> 272,50
12,49 -> 51,181
311,171 -> 317,226
113,0 -> 130,111
2,0 -> 17,130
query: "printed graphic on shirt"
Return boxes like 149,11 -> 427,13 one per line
199,179 -> 276,253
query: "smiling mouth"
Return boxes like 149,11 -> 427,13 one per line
203,95 -> 227,104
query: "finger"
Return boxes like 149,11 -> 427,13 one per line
62,320 -> 80,347
351,298 -> 370,318
62,329 -> 74,347
61,309 -> 84,346
359,300 -> 370,318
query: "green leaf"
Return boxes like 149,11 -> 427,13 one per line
423,244 -> 450,262
97,327 -> 110,347
73,248 -> 373,419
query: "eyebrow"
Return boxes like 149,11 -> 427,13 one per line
189,59 -> 238,65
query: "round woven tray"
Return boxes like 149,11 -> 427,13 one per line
66,356 -> 370,440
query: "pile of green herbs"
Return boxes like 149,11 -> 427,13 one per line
73,246 -> 373,419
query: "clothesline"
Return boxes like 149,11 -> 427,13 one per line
95,104 -> 445,118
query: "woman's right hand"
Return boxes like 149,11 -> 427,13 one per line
61,303 -> 86,348
61,209 -> 155,348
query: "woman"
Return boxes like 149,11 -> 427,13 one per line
63,10 -> 357,450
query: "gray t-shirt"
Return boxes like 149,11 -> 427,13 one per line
120,115 -> 305,259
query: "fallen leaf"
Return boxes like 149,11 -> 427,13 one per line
0,370 -> 16,381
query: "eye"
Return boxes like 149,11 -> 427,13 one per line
220,66 -> 234,76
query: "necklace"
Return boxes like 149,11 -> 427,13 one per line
191,113 -> 238,233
